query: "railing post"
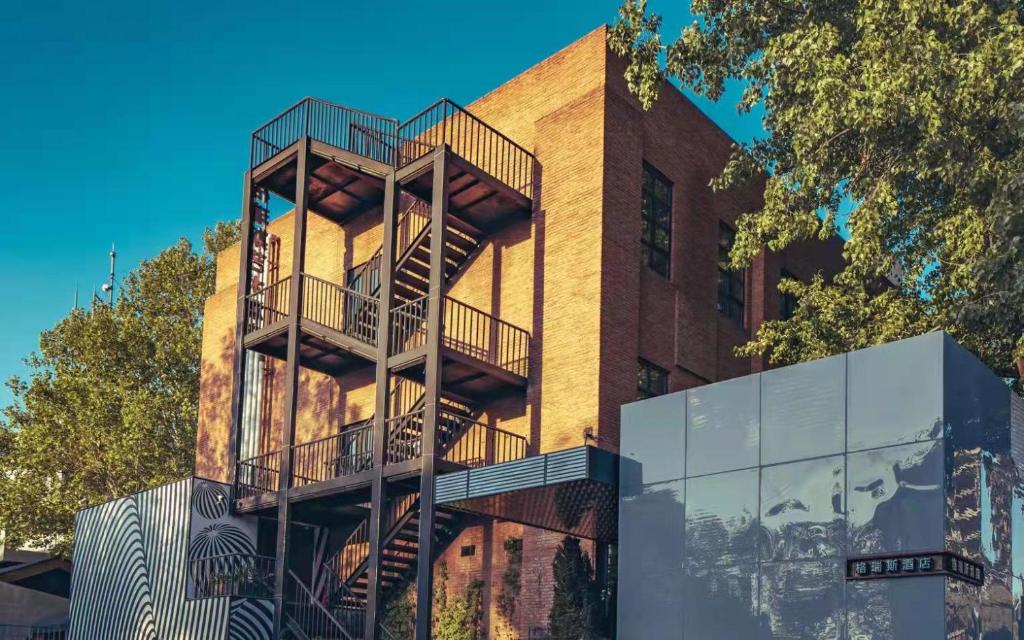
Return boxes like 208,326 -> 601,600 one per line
228,171 -> 256,503
365,170 -> 400,640
272,137 -> 311,639
414,145 -> 449,640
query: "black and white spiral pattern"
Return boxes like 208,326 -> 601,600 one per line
192,480 -> 229,520
228,598 -> 273,640
188,523 -> 256,560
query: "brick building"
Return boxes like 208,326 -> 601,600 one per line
69,26 -> 843,640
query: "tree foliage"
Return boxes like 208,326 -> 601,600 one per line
548,536 -> 607,640
610,0 -> 1024,385
0,222 -> 238,556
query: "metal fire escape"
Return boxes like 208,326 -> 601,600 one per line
226,97 -> 535,639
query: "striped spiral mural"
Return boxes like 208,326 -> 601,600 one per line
69,477 -> 271,639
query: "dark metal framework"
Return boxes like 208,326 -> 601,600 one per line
228,97 -> 536,639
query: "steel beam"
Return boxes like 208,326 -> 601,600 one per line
272,137 -> 311,638
364,171 -> 400,640
227,171 -> 255,499
414,146 -> 449,640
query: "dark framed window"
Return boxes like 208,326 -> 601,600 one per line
637,359 -> 669,400
641,163 -> 672,278
717,222 -> 746,325
779,270 -> 799,320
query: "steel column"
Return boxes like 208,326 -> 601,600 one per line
272,137 -> 311,638
364,172 -> 400,639
414,146 -> 449,640
227,171 -> 255,496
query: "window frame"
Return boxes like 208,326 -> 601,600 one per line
717,221 -> 746,326
779,269 -> 800,320
641,162 -> 673,279
637,358 -> 670,400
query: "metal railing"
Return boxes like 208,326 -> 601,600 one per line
397,99 -> 535,197
0,625 -> 67,640
385,408 -> 426,464
438,410 -> 528,468
292,420 -> 374,488
390,296 -> 429,355
236,449 -> 281,501
189,554 -> 275,599
251,98 -> 399,168
319,564 -> 366,637
285,570 -> 354,640
330,493 -> 419,589
443,298 -> 531,377
245,276 -> 291,334
301,273 -> 379,346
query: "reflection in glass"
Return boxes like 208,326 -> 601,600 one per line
687,375 -> 760,477
683,564 -> 762,638
847,576 -> 946,640
617,480 -> 685,639
760,457 -> 845,561
620,393 -> 686,485
686,468 -> 759,569
761,354 -> 846,464
847,332 -> 943,452
759,560 -> 842,639
847,440 -> 944,555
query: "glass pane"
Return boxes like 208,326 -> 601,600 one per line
686,374 -> 760,477
847,440 -> 945,555
847,332 -> 944,451
617,480 -> 685,639
685,468 -> 759,569
620,393 -> 686,485
761,354 -> 846,464
758,560 -> 843,640
846,576 -> 946,640
683,564 -> 760,638
760,456 -> 845,562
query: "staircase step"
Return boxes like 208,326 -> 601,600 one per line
447,214 -> 483,238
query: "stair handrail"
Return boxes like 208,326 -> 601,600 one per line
286,568 -> 355,640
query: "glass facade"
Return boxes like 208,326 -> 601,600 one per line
618,332 -> 1024,638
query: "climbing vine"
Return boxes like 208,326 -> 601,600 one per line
496,537 -> 523,622
433,561 -> 485,640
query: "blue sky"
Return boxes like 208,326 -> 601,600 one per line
0,0 -> 764,408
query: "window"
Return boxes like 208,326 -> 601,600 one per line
717,222 -> 746,325
637,359 -> 669,400
779,270 -> 799,320
641,163 -> 672,278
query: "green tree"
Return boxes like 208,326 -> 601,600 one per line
610,0 -> 1024,386
548,536 -> 606,640
0,222 -> 238,556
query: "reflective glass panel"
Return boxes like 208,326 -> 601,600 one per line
846,576 -> 946,640
847,440 -> 945,555
761,354 -> 846,464
683,564 -> 760,638
620,393 -> 686,485
686,374 -> 760,477
758,560 -> 843,640
685,468 -> 759,569
760,456 -> 845,561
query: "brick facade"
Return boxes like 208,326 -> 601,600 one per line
195,25 -> 843,637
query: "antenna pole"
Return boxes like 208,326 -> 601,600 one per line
107,243 -> 117,305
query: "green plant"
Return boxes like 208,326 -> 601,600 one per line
496,537 -> 523,622
433,561 -> 485,640
381,583 -> 415,640
548,536 -> 606,640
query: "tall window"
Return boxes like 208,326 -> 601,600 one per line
637,359 -> 669,400
717,222 -> 745,325
779,270 -> 799,320
641,163 -> 672,278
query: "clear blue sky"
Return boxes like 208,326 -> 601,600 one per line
0,0 -> 763,408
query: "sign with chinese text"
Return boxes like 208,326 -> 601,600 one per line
846,552 -> 983,586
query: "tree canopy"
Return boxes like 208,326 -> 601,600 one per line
0,222 -> 238,556
610,0 -> 1024,386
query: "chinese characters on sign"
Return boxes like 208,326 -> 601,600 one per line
846,552 -> 983,586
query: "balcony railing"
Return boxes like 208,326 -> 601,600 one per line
443,298 -> 530,378
189,554 -> 275,599
236,450 -> 280,501
301,273 -> 379,346
292,420 -> 374,488
388,296 -> 530,378
385,408 -> 425,465
251,97 -> 399,168
398,99 -> 534,197
245,277 -> 291,334
439,410 -> 528,468
0,625 -> 67,640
